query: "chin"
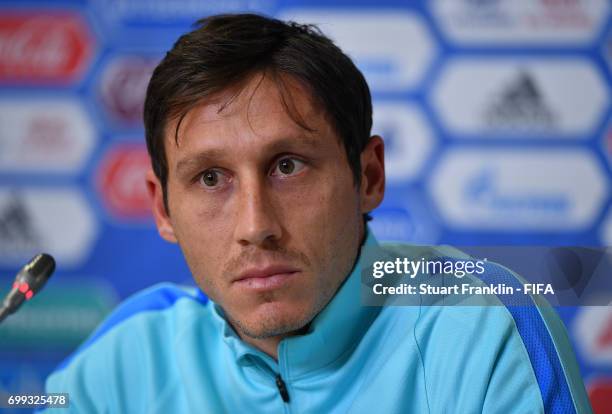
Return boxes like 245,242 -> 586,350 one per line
234,301 -> 315,339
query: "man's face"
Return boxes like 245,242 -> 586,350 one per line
149,73 -> 381,340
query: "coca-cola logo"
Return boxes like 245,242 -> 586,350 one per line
0,12 -> 94,83
97,143 -> 152,220
99,56 -> 158,125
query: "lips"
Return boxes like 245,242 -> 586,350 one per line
234,265 -> 299,290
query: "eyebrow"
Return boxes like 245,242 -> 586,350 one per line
175,149 -> 226,178
174,135 -> 321,177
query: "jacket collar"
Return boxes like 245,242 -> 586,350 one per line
210,228 -> 382,377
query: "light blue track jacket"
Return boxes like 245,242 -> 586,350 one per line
44,232 -> 593,413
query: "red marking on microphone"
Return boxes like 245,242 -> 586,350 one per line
12,281 -> 18,289
25,290 -> 33,300
18,282 -> 29,293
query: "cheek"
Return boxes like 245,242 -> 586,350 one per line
277,168 -> 358,214
168,191 -> 234,295
278,174 -> 361,261
318,178 -> 362,256
173,205 -> 225,249
305,175 -> 359,225
170,183 -> 234,239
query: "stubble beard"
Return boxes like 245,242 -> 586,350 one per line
227,304 -> 316,340
217,210 -> 364,340
226,248 -> 358,340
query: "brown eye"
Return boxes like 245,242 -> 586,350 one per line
278,159 -> 295,175
200,170 -> 219,187
272,158 -> 305,177
198,169 -> 230,189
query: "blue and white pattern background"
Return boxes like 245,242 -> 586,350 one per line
0,0 -> 611,411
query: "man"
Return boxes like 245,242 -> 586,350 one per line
45,13 -> 592,413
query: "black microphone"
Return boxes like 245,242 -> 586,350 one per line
0,253 -> 56,325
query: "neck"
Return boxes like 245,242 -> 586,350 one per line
236,324 -> 310,360
243,334 -> 283,360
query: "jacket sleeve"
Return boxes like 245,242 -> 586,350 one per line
417,260 -> 593,414
479,263 -> 593,414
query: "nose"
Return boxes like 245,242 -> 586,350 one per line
233,177 -> 282,247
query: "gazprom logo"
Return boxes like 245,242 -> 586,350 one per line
465,168 -> 569,214
429,149 -> 607,230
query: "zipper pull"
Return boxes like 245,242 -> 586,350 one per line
275,374 -> 290,403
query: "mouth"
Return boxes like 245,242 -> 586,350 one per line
233,265 -> 300,291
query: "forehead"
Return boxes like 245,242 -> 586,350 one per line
165,72 -> 334,154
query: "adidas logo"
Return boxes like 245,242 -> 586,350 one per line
0,193 -> 40,254
484,70 -> 557,131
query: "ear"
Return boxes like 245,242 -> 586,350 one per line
359,135 -> 385,214
146,169 -> 178,243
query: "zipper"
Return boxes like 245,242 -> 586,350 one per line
277,341 -> 292,413
246,351 -> 292,411
275,374 -> 290,403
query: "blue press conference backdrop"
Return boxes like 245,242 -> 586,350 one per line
0,0 -> 611,411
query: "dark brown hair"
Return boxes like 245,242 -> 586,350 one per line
144,13 -> 373,211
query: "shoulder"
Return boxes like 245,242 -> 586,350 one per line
377,242 -> 591,413
57,282 -> 208,368
44,283 -> 210,412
